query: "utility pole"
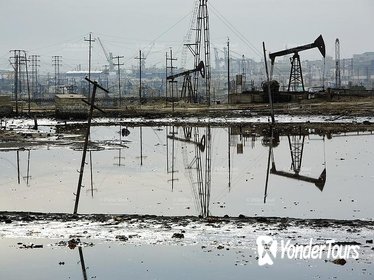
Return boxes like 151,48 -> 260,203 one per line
22,52 -> 31,113
85,33 -> 95,102
52,56 -> 62,94
135,50 -> 145,105
166,48 -> 177,111
335,38 -> 341,88
227,38 -> 230,102
113,56 -> 124,107
9,50 -> 25,115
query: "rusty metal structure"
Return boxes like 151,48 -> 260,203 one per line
269,35 -> 326,92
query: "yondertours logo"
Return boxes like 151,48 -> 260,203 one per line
256,236 -> 360,266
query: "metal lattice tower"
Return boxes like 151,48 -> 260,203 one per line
187,0 -> 211,105
29,55 -> 40,98
287,135 -> 305,175
288,53 -> 304,92
335,38 -> 341,88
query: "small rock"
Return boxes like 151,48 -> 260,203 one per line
217,245 -> 224,250
172,233 -> 184,239
332,259 -> 347,266
366,240 -> 373,244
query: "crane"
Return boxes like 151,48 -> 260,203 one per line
97,37 -> 114,72
269,35 -> 326,92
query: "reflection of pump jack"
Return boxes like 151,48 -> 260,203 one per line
270,134 -> 326,191
264,127 -> 327,204
167,61 -> 205,103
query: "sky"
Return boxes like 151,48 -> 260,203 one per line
0,0 -> 373,73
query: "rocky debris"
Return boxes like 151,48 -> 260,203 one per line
115,235 -> 129,242
18,242 -> 43,249
68,238 -> 80,249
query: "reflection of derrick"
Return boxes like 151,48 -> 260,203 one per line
271,134 -> 326,191
172,126 -> 211,217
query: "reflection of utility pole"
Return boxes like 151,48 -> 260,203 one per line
135,50 -> 145,104
52,56 -> 62,94
113,56 -> 124,106
137,127 -> 147,166
85,33 -> 95,102
167,126 -> 179,191
24,150 -> 32,186
78,247 -> 88,280
16,150 -> 20,184
114,125 -> 126,166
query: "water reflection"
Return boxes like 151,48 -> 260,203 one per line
261,125 -> 327,203
1,122 -> 373,219
167,126 -> 211,217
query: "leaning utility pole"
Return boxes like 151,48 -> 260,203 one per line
113,55 -> 124,106
135,50 -> 145,104
85,33 -> 95,101
73,78 -> 108,215
52,56 -> 62,94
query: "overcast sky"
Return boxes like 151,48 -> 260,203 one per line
1,0 -> 373,72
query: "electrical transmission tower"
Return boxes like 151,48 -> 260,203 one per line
52,56 -> 62,94
335,38 -> 341,88
29,55 -> 40,98
186,0 -> 211,105
9,50 -> 30,114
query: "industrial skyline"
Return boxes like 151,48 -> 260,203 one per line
0,0 -> 373,73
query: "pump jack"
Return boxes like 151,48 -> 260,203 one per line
269,35 -> 326,92
167,61 -> 205,103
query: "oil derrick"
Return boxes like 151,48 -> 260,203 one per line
288,54 -> 304,92
52,56 -> 62,94
186,0 -> 211,105
29,55 -> 40,98
335,38 -> 341,88
181,0 -> 199,69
